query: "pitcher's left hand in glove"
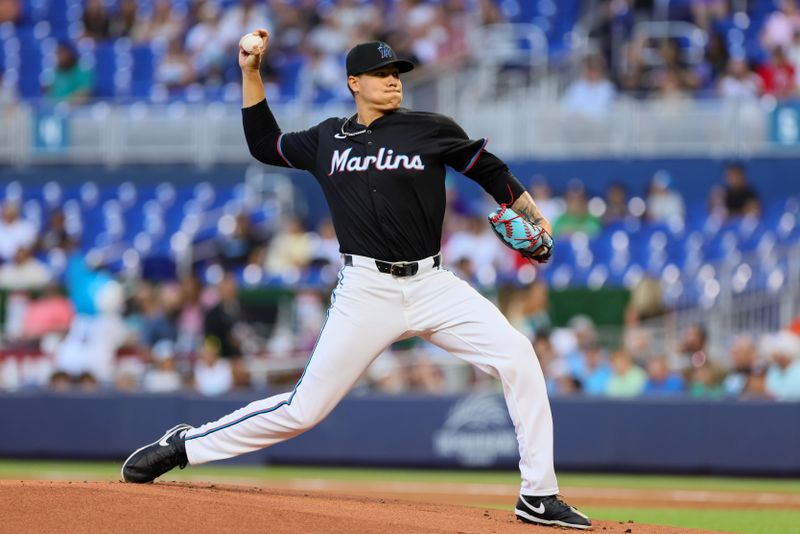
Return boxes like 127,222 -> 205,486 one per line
488,205 -> 554,263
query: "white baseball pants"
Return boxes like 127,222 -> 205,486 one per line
184,254 -> 558,496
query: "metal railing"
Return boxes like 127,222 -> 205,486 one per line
0,96 -> 795,165
641,242 -> 800,362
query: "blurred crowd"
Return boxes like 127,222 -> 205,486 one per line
1,0 -> 800,105
0,161 -> 797,401
573,0 -> 800,113
0,0 -> 501,104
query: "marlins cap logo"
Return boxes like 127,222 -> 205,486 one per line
377,42 -> 392,59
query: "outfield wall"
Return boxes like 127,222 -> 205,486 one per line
2,392 -> 798,476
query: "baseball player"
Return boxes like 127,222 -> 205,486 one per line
122,31 -> 590,530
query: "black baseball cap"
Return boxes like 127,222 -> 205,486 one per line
346,41 -> 415,76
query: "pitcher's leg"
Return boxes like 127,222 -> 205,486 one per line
418,273 -> 558,495
185,269 -> 405,465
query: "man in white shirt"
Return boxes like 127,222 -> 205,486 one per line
0,200 -> 36,262
561,54 -> 617,121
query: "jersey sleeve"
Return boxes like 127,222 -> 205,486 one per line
435,115 -> 526,206
242,99 -> 322,172
276,125 -> 323,171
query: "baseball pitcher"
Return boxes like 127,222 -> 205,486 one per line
122,31 -> 590,530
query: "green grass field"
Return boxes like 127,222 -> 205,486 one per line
1,460 -> 797,533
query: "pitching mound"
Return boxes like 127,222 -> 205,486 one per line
1,480 -> 716,533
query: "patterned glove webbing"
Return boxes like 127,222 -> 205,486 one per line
487,205 -> 553,263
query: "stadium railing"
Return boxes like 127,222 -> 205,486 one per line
1,96 -> 796,165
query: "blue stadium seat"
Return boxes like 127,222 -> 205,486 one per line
131,44 -> 155,99
93,42 -> 117,98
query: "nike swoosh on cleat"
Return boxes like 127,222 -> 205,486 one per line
519,499 -> 545,514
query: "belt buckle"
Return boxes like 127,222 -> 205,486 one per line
390,261 -> 418,277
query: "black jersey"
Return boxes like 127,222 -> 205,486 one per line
243,99 -> 526,262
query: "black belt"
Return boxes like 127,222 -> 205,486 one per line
343,254 -> 441,277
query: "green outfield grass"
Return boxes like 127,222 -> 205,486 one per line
1,460 -> 798,533
581,507 -> 795,534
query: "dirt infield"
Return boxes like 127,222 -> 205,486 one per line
0,480 -> 722,534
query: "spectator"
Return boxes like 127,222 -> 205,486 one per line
367,349 -> 408,393
533,331 -> 558,382
52,278 -> 131,388
297,45 -> 351,103
306,11 -> 351,57
645,170 -> 685,224
132,282 -> 177,348
264,217 -> 313,276
0,246 -> 52,291
135,0 -> 184,44
185,2 -> 226,84
46,42 -> 94,105
203,273 -> 244,359
20,284 -> 74,340
0,200 -> 37,262
553,182 -> 602,237
647,38 -> 702,94
722,335 -> 759,396
757,46 -> 797,99
194,337 -> 234,396
219,0 -> 270,51
176,275 -> 206,355
790,29 -> 800,87
671,323 -> 709,372
154,37 -> 196,91
142,339 -> 183,393
508,280 -> 552,340
215,212 -> 264,269
0,0 -> 19,23
691,0 -> 728,32
82,0 -> 112,42
529,177 -> 563,223
718,57 -> 763,101
559,315 -> 599,379
702,32 -> 730,84
309,218 -> 341,269
396,0 -> 447,64
651,68 -> 691,104
443,214 -> 514,280
642,355 -> 685,396
603,182 -> 633,225
408,351 -> 447,393
110,0 -> 140,39
741,366 -> 770,399
722,162 -> 760,218
561,54 -> 616,120
38,209 -> 75,254
549,361 -> 583,396
689,363 -> 724,398
330,0 -> 382,43
761,0 -> 800,53
764,331 -> 800,400
606,349 -> 647,398
580,341 -> 613,396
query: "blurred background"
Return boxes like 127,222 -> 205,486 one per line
0,0 -> 799,474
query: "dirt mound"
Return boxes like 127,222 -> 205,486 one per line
0,480 -> 718,533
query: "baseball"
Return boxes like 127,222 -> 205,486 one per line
240,33 -> 263,54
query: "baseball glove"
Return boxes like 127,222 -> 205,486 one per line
488,205 -> 553,263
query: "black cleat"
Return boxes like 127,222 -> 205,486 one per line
515,494 -> 592,530
121,424 -> 192,483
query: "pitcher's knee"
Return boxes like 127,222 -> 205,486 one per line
286,402 -> 327,431
497,333 -> 537,372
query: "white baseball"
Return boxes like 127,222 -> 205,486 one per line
240,33 -> 263,54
